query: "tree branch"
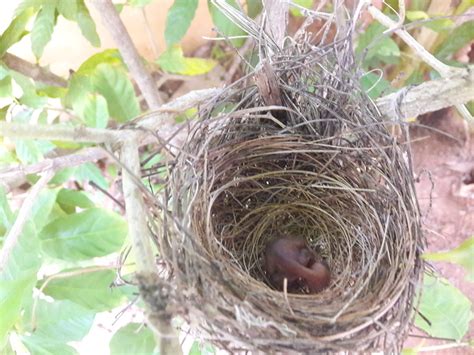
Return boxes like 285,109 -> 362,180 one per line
90,0 -> 162,109
2,53 -> 67,87
368,2 -> 473,122
376,67 -> 474,122
0,147 -> 107,190
263,0 -> 288,48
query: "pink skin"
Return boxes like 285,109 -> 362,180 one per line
264,236 -> 330,294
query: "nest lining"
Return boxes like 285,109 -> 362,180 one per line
144,18 -> 425,354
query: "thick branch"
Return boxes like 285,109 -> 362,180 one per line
91,0 -> 162,109
121,139 -> 182,355
376,68 -> 474,121
263,0 -> 288,48
2,53 -> 67,87
368,2 -> 472,121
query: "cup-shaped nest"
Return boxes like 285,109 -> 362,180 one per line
153,39 -> 424,353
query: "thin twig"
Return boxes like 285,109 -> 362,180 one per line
368,2 -> 473,122
0,147 -> 107,190
0,169 -> 54,273
91,0 -> 163,108
2,53 -> 67,87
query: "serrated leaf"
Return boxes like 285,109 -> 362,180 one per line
356,22 -> 400,67
158,45 -> 217,75
57,189 -> 95,213
74,162 -> 108,189
30,188 -> 60,232
289,0 -> 313,17
21,299 -> 95,343
50,167 -> 77,185
406,11 -> 454,32
14,139 -> 55,164
31,4 -> 56,58
0,8 -> 35,57
57,0 -> 77,20
39,208 -> 127,261
415,275 -> 472,341
77,0 -> 100,47
42,269 -> 127,311
165,0 -> 199,46
78,93 -> 109,128
208,0 -> 246,47
77,49 -> 123,75
10,71 -> 47,108
436,21 -> 474,60
37,86 -> 66,100
0,222 -> 41,344
21,338 -> 78,355
14,0 -> 44,16
109,323 -> 157,355
92,63 -> 140,122
423,237 -> 474,282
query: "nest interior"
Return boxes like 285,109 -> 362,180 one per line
150,16 -> 425,355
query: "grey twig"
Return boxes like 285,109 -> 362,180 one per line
91,0 -> 162,109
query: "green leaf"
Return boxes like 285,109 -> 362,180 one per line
77,49 -> 123,74
0,186 -> 13,231
0,222 -> 41,344
50,167 -> 77,185
128,0 -> 154,6
158,45 -> 217,75
74,162 -> 108,189
30,188 -> 60,232
165,0 -> 199,46
14,139 -> 55,164
39,208 -> 127,261
57,188 -> 95,213
289,0 -> 313,17
0,8 -> 35,57
423,237 -> 474,282
109,323 -> 157,355
57,0 -> 77,20
82,94 -> 109,128
436,21 -> 474,60
189,341 -> 216,355
356,22 -> 400,67
406,11 -> 454,32
21,339 -> 78,355
92,63 -> 140,122
42,269 -> 127,311
31,3 -> 56,58
21,299 -> 95,346
208,0 -> 246,47
415,274 -> 472,341
360,72 -> 394,99
10,71 -> 47,108
76,0 -> 100,47
0,77 -> 12,98
14,0 -> 44,16
246,0 -> 262,18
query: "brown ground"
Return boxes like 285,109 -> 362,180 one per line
405,108 -> 474,353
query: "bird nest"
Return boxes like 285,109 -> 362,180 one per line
143,10 -> 424,355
